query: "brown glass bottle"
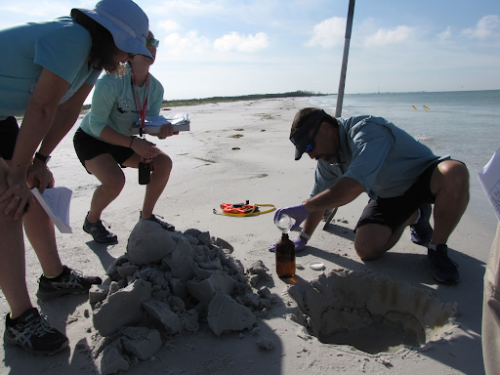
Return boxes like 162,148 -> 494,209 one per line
275,233 -> 295,278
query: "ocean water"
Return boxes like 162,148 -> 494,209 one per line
302,90 -> 500,236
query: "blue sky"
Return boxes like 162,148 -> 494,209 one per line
1,0 -> 499,101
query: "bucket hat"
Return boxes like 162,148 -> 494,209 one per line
72,0 -> 152,59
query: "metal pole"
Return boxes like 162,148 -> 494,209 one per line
324,0 -> 355,229
335,0 -> 355,117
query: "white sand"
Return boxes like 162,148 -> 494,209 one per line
0,97 -> 495,374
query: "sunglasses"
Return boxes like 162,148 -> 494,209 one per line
304,124 -> 321,153
128,53 -> 137,58
145,38 -> 160,48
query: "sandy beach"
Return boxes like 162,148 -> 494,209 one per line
0,97 -> 496,375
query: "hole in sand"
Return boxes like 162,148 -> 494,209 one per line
288,269 -> 457,355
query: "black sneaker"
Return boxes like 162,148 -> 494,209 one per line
410,204 -> 433,246
428,244 -> 459,283
83,212 -> 118,244
36,266 -> 102,301
4,308 -> 68,355
140,212 -> 175,231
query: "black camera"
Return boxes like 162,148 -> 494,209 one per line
138,161 -> 151,185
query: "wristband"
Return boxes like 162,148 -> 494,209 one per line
34,152 -> 51,164
299,230 -> 311,241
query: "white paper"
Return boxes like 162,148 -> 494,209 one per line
131,113 -> 191,134
32,187 -> 72,233
147,113 -> 190,126
478,147 -> 500,223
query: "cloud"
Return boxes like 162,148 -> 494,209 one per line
365,25 -> 413,46
306,17 -> 346,49
162,31 -> 210,57
147,0 -> 229,18
462,15 -> 500,40
158,19 -> 181,32
0,1 -> 69,17
437,26 -> 452,42
214,32 -> 269,53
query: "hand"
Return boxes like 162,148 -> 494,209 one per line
0,172 -> 34,219
274,204 -> 309,231
157,123 -> 179,140
268,236 -> 308,253
27,161 -> 55,193
131,138 -> 161,159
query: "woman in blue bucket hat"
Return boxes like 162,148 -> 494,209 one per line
0,0 -> 151,356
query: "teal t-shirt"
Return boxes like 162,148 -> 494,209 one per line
0,16 -> 101,119
80,65 -> 164,140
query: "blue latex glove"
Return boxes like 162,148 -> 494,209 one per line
274,204 -> 309,231
268,236 -> 308,253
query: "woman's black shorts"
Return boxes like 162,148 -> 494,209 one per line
73,128 -> 135,174
0,117 -> 19,160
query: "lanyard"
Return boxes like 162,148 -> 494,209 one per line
130,66 -> 150,134
130,66 -> 153,168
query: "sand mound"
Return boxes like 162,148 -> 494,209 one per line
88,222 -> 277,375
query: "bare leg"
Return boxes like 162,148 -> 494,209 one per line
84,154 -> 126,223
354,211 -> 418,260
123,152 -> 172,219
0,159 -> 32,318
429,160 -> 469,245
142,153 -> 172,218
23,198 -> 63,277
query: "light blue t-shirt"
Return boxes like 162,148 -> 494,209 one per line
0,16 -> 101,119
80,65 -> 164,140
310,115 -> 442,200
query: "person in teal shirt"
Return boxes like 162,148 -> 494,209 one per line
0,0 -> 152,356
273,108 -> 470,284
74,30 -> 178,244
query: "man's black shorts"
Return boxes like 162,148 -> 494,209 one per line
73,128 -> 135,174
355,159 -> 460,232
0,117 -> 19,160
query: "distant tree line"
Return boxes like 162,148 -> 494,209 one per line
161,90 -> 328,107
81,90 -> 329,112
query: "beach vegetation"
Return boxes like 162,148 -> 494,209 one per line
80,90 -> 328,113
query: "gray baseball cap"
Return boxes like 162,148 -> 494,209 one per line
290,109 -> 327,160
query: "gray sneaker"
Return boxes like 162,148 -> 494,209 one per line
4,308 -> 68,356
36,265 -> 102,301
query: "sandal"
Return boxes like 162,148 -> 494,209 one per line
83,212 -> 118,244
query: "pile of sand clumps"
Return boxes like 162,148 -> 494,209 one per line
88,220 -> 278,375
